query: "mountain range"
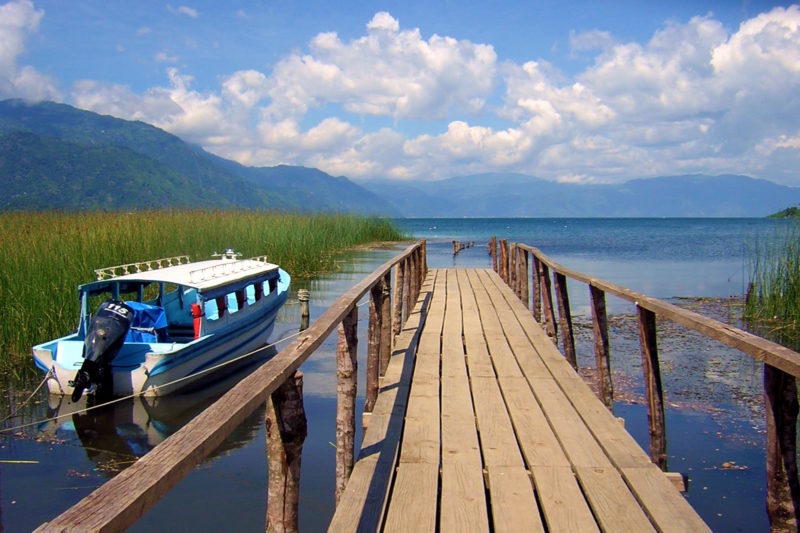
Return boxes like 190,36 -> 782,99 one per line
1,99 -> 797,217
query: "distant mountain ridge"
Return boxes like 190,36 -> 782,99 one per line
0,99 -> 397,214
358,172 -> 800,217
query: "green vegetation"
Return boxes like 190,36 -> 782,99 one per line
768,206 -> 800,219
745,226 -> 800,344
0,210 -> 403,375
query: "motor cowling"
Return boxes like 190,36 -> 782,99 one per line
71,300 -> 132,402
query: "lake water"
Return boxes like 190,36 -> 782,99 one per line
1,218 -> 794,531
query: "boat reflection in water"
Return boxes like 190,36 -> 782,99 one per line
36,347 -> 277,476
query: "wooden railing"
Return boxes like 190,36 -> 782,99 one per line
37,240 -> 427,532
490,238 -> 800,531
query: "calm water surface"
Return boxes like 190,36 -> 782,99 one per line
1,218 -> 794,531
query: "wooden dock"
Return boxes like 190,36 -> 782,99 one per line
330,267 -> 708,532
39,239 -> 800,531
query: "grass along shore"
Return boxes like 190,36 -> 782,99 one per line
0,210 -> 403,376
745,225 -> 800,345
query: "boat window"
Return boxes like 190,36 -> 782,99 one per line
227,292 -> 239,314
204,299 -> 219,321
246,284 -> 256,305
262,280 -> 270,297
269,277 -> 278,293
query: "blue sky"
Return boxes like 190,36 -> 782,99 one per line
2,1 -> 799,185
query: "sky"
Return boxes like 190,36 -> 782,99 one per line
1,0 -> 799,185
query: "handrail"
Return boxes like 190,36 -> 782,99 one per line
519,243 -> 800,377
492,237 -> 800,530
94,255 -> 191,280
38,240 -> 427,532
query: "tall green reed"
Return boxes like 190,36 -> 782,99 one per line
745,223 -> 800,344
0,210 -> 403,374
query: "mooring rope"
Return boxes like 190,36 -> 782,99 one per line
0,328 -> 304,435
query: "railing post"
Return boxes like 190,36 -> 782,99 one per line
366,282 -> 383,413
637,305 -> 667,471
539,261 -> 558,341
335,306 -> 358,504
532,256 -> 542,323
379,272 -> 392,376
553,272 -> 577,370
490,236 -> 497,272
421,239 -> 427,276
510,243 -> 517,292
265,370 -> 307,533
393,261 -> 404,337
765,364 -> 800,531
402,256 -> 411,323
500,239 -> 508,283
521,249 -> 529,306
590,285 -> 613,411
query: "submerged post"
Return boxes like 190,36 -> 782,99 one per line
265,370 -> 307,533
637,306 -> 667,471
590,285 -> 613,410
764,364 -> 800,531
335,306 -> 358,504
553,272 -> 577,370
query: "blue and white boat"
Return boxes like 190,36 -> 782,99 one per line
32,250 -> 290,399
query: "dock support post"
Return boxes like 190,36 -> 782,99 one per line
403,256 -> 412,323
539,261 -> 558,341
500,240 -> 508,283
379,272 -> 392,376
637,306 -> 667,470
265,370 -> 307,533
765,364 -> 800,531
335,306 -> 358,505
532,256 -> 542,323
490,236 -> 497,273
366,281 -> 383,412
553,272 -> 577,370
507,242 -> 519,296
421,240 -> 427,276
298,289 -> 310,332
393,261 -> 405,338
521,249 -> 529,306
590,285 -> 613,411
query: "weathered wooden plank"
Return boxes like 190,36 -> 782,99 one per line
531,466 -> 600,532
471,376 -> 524,468
441,464 -> 489,532
487,466 -> 544,533
574,466 -> 655,532
383,463 -> 439,532
621,464 -> 711,532
456,269 -> 496,379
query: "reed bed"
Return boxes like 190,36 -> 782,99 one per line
745,224 -> 800,344
0,210 -> 403,375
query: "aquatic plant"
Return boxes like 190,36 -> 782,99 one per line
744,224 -> 800,344
0,210 -> 403,373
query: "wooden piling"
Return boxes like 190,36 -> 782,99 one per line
266,370 -> 307,533
637,306 -> 667,471
298,289 -> 310,332
379,272 -> 392,376
402,256 -> 411,323
421,240 -> 428,276
553,272 -> 577,370
499,240 -> 508,283
532,256 -> 542,323
520,249 -> 529,306
366,283 -> 383,412
539,262 -> 558,341
335,306 -> 358,504
765,364 -> 800,531
393,262 -> 404,337
590,285 -> 613,410
509,243 -> 517,293
490,236 -> 498,272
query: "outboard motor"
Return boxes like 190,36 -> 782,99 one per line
70,300 -> 133,402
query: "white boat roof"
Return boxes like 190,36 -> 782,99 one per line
92,255 -> 280,292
